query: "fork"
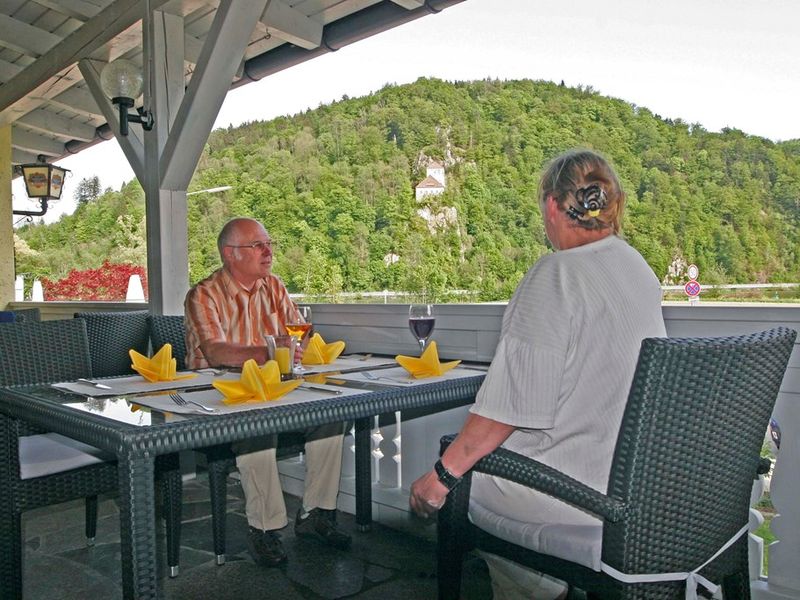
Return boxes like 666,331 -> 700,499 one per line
361,371 -> 413,385
169,393 -> 216,413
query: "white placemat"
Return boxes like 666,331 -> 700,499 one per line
333,366 -> 482,387
299,355 -> 398,374
52,370 -> 239,397
130,382 -> 368,415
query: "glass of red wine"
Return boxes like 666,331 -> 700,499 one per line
408,304 -> 435,353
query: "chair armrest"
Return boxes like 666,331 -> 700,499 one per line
440,434 -> 629,523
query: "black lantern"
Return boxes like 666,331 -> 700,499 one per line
13,157 -> 71,217
20,159 -> 68,200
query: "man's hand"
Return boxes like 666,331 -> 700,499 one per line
409,469 -> 449,518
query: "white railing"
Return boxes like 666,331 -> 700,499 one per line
9,300 -> 800,596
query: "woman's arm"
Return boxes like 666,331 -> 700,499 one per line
409,413 -> 515,517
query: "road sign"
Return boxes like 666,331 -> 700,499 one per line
685,280 -> 701,297
687,264 -> 699,280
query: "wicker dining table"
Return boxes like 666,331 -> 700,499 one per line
0,364 -> 484,600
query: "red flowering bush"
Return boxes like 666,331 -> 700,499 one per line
42,261 -> 148,301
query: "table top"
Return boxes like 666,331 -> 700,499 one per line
0,358 -> 486,458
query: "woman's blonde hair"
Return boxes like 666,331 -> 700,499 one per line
538,149 -> 625,234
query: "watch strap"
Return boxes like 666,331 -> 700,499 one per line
434,459 -> 462,491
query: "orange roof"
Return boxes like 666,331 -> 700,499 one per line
428,160 -> 444,168
416,175 -> 445,189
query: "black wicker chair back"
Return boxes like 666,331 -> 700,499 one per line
10,307 -> 41,323
148,314 -> 187,370
437,327 -> 797,600
0,319 -> 117,599
74,310 -> 149,377
0,319 -> 92,386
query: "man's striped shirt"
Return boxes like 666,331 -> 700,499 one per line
184,267 -> 300,369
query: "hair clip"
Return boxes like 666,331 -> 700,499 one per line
575,184 -> 607,217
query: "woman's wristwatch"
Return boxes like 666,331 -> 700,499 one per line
434,459 -> 462,492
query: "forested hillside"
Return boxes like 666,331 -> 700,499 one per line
15,78 -> 800,301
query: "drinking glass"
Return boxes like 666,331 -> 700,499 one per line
286,305 -> 312,342
286,305 -> 312,372
264,334 -> 297,379
408,304 -> 435,353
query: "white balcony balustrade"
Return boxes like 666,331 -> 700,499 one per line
10,300 -> 800,596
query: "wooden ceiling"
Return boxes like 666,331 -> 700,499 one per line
0,0 -> 452,165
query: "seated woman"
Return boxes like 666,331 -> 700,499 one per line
410,149 -> 666,600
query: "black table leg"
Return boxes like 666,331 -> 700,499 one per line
118,453 -> 158,600
354,417 -> 372,532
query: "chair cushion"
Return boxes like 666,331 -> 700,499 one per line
19,433 -> 114,480
469,498 -> 603,571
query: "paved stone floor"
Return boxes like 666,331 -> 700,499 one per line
20,474 -> 494,599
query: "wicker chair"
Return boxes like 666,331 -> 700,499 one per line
0,320 -> 182,600
437,327 -> 797,600
147,313 -> 306,565
11,307 -> 41,323
148,314 -> 187,370
74,310 -> 150,377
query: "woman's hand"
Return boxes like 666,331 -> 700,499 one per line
409,469 -> 449,518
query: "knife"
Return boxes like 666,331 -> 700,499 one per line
299,384 -> 342,395
76,378 -> 112,390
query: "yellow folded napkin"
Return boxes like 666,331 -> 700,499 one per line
212,359 -> 302,405
130,344 -> 196,383
301,333 -> 346,365
395,341 -> 461,379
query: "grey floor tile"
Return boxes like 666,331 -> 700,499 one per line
19,474 -> 493,600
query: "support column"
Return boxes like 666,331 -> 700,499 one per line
0,125 -> 13,308
143,11 -> 188,316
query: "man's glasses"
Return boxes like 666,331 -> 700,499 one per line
227,240 -> 274,251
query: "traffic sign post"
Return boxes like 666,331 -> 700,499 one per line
685,279 -> 701,305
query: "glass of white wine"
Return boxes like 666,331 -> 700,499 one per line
286,305 -> 312,372
408,304 -> 435,353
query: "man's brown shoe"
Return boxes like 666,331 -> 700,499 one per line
295,508 -> 352,550
247,526 -> 287,566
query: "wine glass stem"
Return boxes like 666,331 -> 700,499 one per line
419,339 -> 426,352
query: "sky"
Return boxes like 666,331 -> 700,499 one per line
12,0 -> 800,224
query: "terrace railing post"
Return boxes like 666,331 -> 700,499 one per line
752,399 -> 800,598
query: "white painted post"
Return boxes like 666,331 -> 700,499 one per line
371,416 -> 383,484
125,274 -> 145,302
758,411 -> 800,594
14,275 -> 23,301
393,411 -> 402,489
31,279 -> 43,301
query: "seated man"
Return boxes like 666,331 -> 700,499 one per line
185,217 -> 351,567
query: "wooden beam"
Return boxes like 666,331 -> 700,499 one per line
260,0 -> 322,50
17,108 -> 97,142
160,0 -> 268,190
11,127 -> 65,157
0,59 -> 23,84
143,11 -> 187,315
11,148 -> 39,165
33,0 -> 107,20
0,14 -> 62,57
48,87 -> 103,119
78,58 -> 144,180
0,0 -> 171,116
389,0 -> 426,8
